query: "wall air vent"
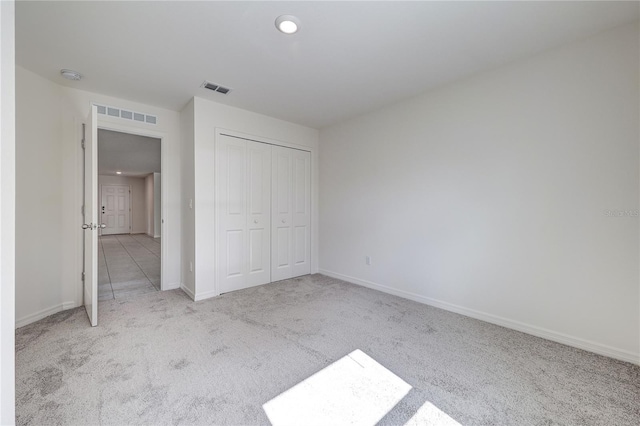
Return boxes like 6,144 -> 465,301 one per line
94,104 -> 158,126
202,80 -> 232,95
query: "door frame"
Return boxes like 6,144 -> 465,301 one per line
92,119 -> 168,291
213,127 -> 315,297
98,184 -> 131,236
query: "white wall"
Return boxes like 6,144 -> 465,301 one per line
145,174 -> 154,236
15,66 -> 182,326
98,175 -> 145,234
182,97 -> 319,300
0,0 -> 16,423
15,66 -> 64,327
319,23 -> 640,364
153,172 -> 161,238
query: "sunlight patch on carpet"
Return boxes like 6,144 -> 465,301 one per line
263,349 -> 411,426
404,400 -> 461,425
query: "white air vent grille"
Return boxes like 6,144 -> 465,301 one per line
201,80 -> 232,95
94,104 -> 158,126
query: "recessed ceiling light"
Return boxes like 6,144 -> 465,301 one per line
116,171 -> 122,175
60,69 -> 82,81
275,15 -> 300,34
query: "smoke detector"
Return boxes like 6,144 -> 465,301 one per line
60,69 -> 82,81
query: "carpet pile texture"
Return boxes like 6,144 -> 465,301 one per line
16,274 -> 639,425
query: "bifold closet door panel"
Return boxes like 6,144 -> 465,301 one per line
216,136 -> 271,293
216,136 -> 247,294
271,146 -> 292,282
272,145 -> 311,281
291,148 -> 311,278
246,140 -> 272,288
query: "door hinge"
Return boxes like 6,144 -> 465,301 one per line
81,271 -> 85,282
81,123 -> 86,149
81,205 -> 84,216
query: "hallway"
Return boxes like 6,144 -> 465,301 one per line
98,234 -> 161,300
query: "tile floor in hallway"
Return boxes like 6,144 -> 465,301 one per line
98,234 -> 161,301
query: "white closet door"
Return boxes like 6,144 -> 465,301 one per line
217,136 -> 247,293
291,148 -> 311,278
271,146 -> 292,282
246,140 -> 272,287
216,135 -> 271,293
272,146 -> 311,281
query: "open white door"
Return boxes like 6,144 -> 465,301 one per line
82,106 -> 99,326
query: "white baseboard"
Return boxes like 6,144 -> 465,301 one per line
319,269 -> 639,365
162,282 -> 180,291
16,301 -> 79,329
180,283 -> 218,302
180,283 -> 196,300
194,289 -> 218,302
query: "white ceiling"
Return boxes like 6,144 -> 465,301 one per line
98,129 -> 160,177
16,1 -> 639,129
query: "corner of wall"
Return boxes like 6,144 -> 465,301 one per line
179,98 -> 195,295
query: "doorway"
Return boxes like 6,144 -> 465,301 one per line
97,129 -> 162,301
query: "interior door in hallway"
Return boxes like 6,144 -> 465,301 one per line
101,185 -> 130,235
271,146 -> 311,282
216,135 -> 271,293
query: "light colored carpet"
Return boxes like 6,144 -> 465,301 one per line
15,274 -> 639,425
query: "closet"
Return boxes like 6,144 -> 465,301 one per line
215,134 -> 311,294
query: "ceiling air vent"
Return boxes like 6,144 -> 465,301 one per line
202,80 -> 232,95
94,103 -> 158,126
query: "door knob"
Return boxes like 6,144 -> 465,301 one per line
254,220 -> 258,224
82,224 -> 91,230
100,223 -> 106,229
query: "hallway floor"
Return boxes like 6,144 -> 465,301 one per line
98,234 -> 161,301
